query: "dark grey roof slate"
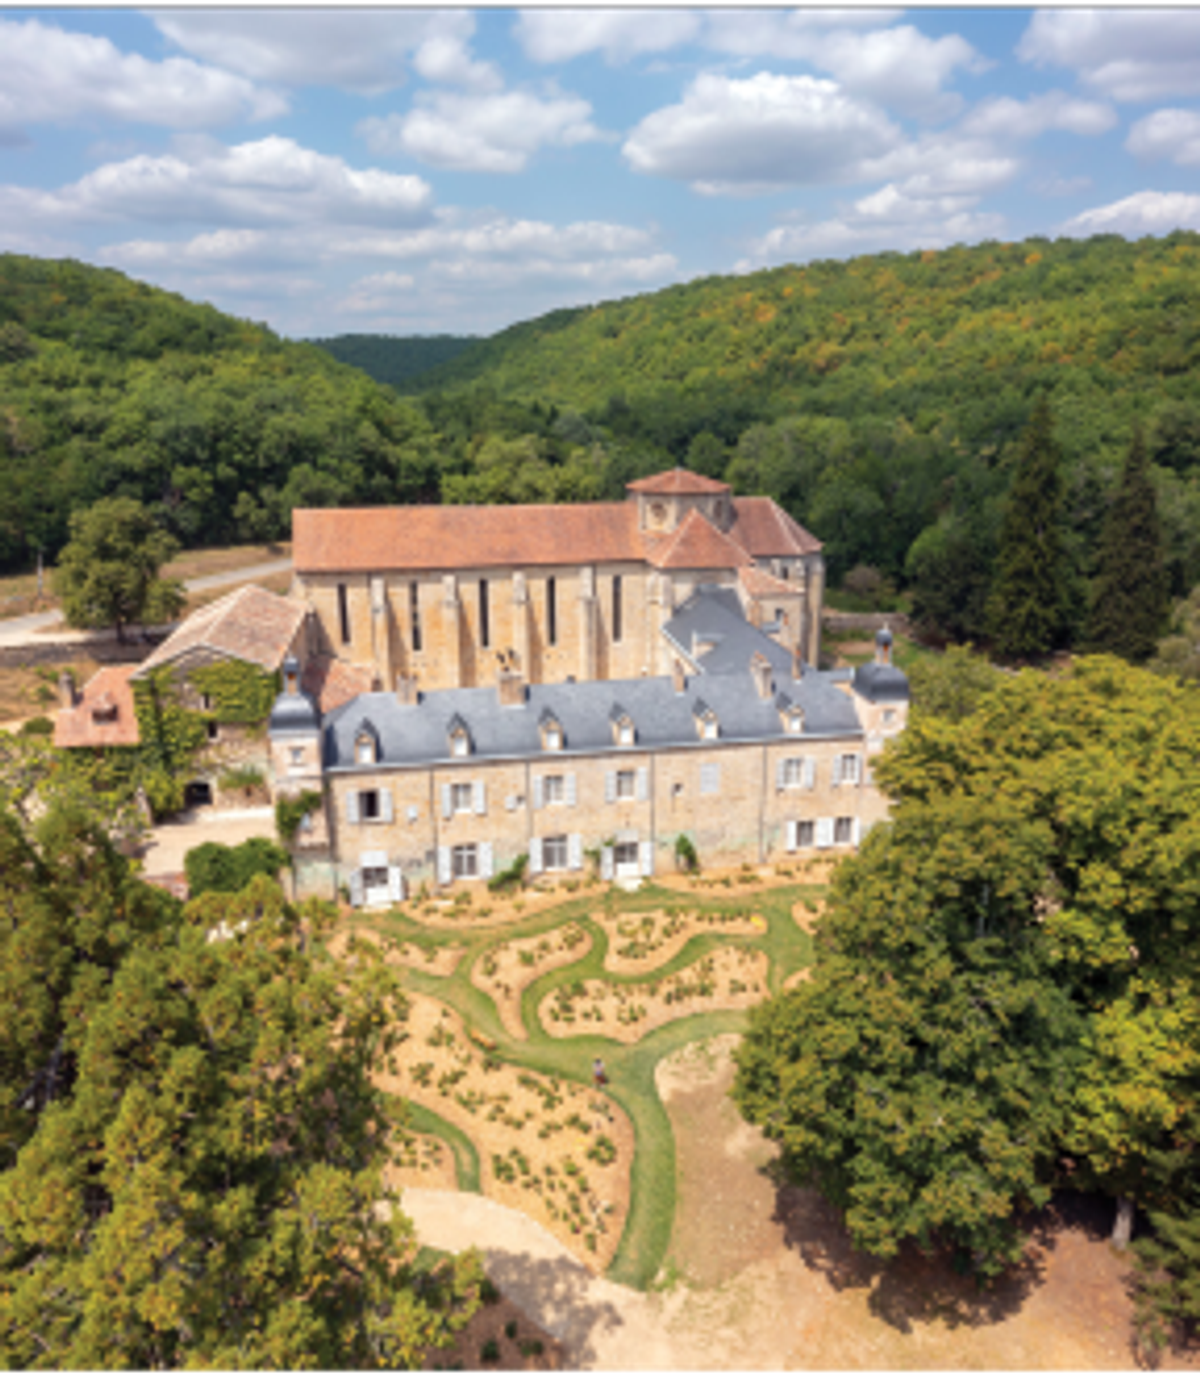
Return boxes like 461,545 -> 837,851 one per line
321,666 -> 864,771
853,662 -> 911,703
268,685 -> 321,735
663,585 -> 796,679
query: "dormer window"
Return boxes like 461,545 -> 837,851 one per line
610,704 -> 635,746
539,708 -> 564,751
447,713 -> 471,758
354,722 -> 380,766
693,700 -> 719,741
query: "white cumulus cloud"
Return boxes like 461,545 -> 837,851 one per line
358,89 -> 605,174
962,91 -> 1117,141
623,72 -> 903,194
0,16 -> 284,138
1060,190 -> 1200,237
514,9 -> 701,64
1019,10 -> 1200,103
152,10 -> 499,94
0,137 -> 433,231
1127,109 -> 1200,167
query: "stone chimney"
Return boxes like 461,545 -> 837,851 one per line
672,658 -> 687,694
497,666 -> 526,707
58,670 -> 77,709
396,673 -> 418,705
791,642 -> 805,680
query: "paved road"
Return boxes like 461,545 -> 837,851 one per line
0,558 -> 293,648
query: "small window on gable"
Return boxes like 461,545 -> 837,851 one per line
610,704 -> 634,746
356,733 -> 375,766
694,700 -> 719,741
540,709 -> 563,751
447,713 -> 471,758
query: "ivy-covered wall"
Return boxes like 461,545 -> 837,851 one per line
133,667 -> 207,770
189,660 -> 281,726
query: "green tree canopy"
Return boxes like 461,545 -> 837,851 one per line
54,496 -> 185,641
734,657 -> 1200,1275
985,397 -> 1070,662
0,806 -> 481,1367
1085,426 -> 1169,661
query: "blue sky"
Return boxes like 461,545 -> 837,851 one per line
3,6 -> 1200,340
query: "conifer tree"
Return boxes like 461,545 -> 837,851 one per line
1085,426 -> 1168,661
985,397 -> 1069,662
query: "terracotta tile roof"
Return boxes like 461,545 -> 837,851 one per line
729,497 -> 823,557
132,585 -> 306,679
626,467 -> 730,495
294,503 -> 645,573
54,665 -> 140,748
645,508 -> 753,570
301,656 -> 375,714
739,564 -> 797,598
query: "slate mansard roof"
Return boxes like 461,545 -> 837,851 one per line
320,667 -> 864,773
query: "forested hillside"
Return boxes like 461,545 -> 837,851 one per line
311,332 -> 477,391
5,236 -> 1200,657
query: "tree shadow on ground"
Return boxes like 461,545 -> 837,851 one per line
482,1250 -> 626,1368
767,1167 -> 1083,1336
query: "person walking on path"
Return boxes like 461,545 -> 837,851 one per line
592,1056 -> 607,1088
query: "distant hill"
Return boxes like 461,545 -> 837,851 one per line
310,333 -> 478,391
0,256 -> 450,573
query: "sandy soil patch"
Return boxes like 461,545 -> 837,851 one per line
541,948 -> 769,1044
331,924 -> 466,977
378,995 -> 633,1272
471,923 -> 592,1040
792,894 -> 826,934
399,879 -> 600,930
595,907 -> 762,976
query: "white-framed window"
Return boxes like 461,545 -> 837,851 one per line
289,745 -> 305,773
543,834 -> 569,870
617,720 -> 634,746
361,789 -> 380,821
544,774 -> 565,805
346,788 -> 392,825
543,724 -> 563,751
452,844 -> 478,879
451,732 -> 469,758
835,816 -> 855,845
450,781 -> 473,813
616,769 -> 636,800
778,756 -> 816,790
701,717 -> 718,741
700,762 -> 720,795
782,758 -> 802,787
835,753 -> 862,786
361,863 -> 388,890
356,734 -> 375,765
797,820 -> 815,847
882,709 -> 897,727
614,840 -> 638,868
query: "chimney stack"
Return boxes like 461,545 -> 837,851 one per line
497,667 -> 526,707
750,652 -> 773,700
396,674 -> 418,705
672,658 -> 687,694
58,670 -> 77,710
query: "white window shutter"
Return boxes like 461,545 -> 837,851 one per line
346,791 -> 360,825
636,767 -> 649,801
529,837 -> 544,875
600,845 -> 615,881
479,841 -> 494,880
832,756 -> 843,787
349,869 -> 364,907
380,788 -> 394,823
605,770 -> 616,803
639,840 -> 654,876
388,866 -> 403,902
474,780 -> 486,815
568,833 -> 583,870
786,819 -> 798,853
441,783 -> 452,820
816,817 -> 834,849
776,758 -> 787,791
855,753 -> 865,785
533,776 -> 544,811
437,846 -> 452,884
566,772 -> 577,807
804,757 -> 816,789
852,816 -> 862,847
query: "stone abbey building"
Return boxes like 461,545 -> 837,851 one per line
264,468 -> 910,903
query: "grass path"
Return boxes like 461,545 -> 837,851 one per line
356,877 -> 820,1290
